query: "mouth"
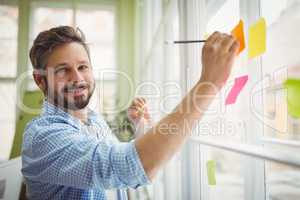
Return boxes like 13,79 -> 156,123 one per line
64,85 -> 88,97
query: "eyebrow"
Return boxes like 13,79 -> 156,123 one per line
53,60 -> 90,69
78,60 -> 90,65
54,63 -> 69,69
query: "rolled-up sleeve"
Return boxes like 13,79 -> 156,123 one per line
22,122 -> 150,190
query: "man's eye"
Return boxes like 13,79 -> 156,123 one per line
78,65 -> 89,71
55,68 -> 66,75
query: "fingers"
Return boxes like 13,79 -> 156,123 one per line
205,31 -> 220,49
129,97 -> 149,115
136,97 -> 146,106
206,31 -> 220,44
220,35 -> 236,52
127,109 -> 139,119
214,33 -> 228,45
132,97 -> 146,107
229,39 -> 240,54
205,32 -> 239,55
201,31 -> 240,88
128,97 -> 152,124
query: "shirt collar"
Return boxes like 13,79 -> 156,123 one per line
41,99 -> 99,129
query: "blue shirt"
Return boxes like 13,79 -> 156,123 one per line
21,100 -> 150,199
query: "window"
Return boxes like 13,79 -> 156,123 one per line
201,1 -> 245,199
261,0 -> 300,140
0,83 -> 16,160
76,7 -> 116,79
134,0 -> 182,199
0,5 -> 18,160
206,0 -> 240,34
31,7 -> 73,40
140,0 -> 300,199
261,0 -> 300,199
0,5 -> 18,77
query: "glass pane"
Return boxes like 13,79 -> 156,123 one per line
151,0 -> 162,36
76,9 -> 116,73
205,148 -> 244,200
0,83 -> 16,160
261,1 -> 300,200
29,6 -> 73,72
76,9 -> 115,43
206,0 -> 240,34
0,5 -> 18,38
31,7 -> 73,40
160,12 -> 181,115
266,162 -> 300,200
89,81 -> 116,115
90,43 -> 115,73
261,0 -> 288,27
203,2 -> 243,199
200,0 -> 241,142
261,0 -> 300,140
0,40 -> 17,77
0,5 -> 18,77
172,16 -> 180,82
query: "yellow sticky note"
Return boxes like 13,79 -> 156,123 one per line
231,20 -> 245,54
206,160 -> 216,185
248,17 -> 266,59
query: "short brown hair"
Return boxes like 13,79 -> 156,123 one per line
29,26 -> 90,70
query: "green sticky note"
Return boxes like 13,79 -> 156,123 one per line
206,160 -> 216,185
284,79 -> 300,118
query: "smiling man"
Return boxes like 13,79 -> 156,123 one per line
21,26 -> 239,200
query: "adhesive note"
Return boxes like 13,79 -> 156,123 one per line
225,75 -> 248,105
231,20 -> 245,54
284,79 -> 300,118
206,160 -> 216,186
248,17 -> 266,58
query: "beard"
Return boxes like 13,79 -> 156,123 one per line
47,81 -> 95,111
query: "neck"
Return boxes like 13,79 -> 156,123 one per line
68,108 -> 89,124
46,98 -> 89,124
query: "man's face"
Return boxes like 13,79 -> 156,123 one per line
43,42 -> 95,110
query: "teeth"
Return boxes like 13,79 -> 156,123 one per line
67,88 -> 85,92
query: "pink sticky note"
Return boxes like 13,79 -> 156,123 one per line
225,75 -> 248,105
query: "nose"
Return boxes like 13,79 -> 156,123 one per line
70,68 -> 84,83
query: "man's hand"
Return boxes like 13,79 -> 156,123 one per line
200,31 -> 240,89
127,97 -> 151,126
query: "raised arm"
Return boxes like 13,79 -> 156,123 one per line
135,32 -> 240,180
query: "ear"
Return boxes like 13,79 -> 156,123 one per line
33,70 -> 47,94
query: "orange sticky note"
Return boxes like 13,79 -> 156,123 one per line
248,17 -> 266,58
225,75 -> 248,105
231,20 -> 245,54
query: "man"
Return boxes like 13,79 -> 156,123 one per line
21,26 -> 239,199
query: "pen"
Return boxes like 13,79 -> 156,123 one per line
165,40 -> 207,44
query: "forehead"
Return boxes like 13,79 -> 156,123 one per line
46,42 -> 90,68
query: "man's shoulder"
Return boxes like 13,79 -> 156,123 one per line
24,114 -> 78,141
26,114 -> 76,130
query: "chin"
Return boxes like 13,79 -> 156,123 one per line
66,98 -> 89,110
53,89 -> 93,110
